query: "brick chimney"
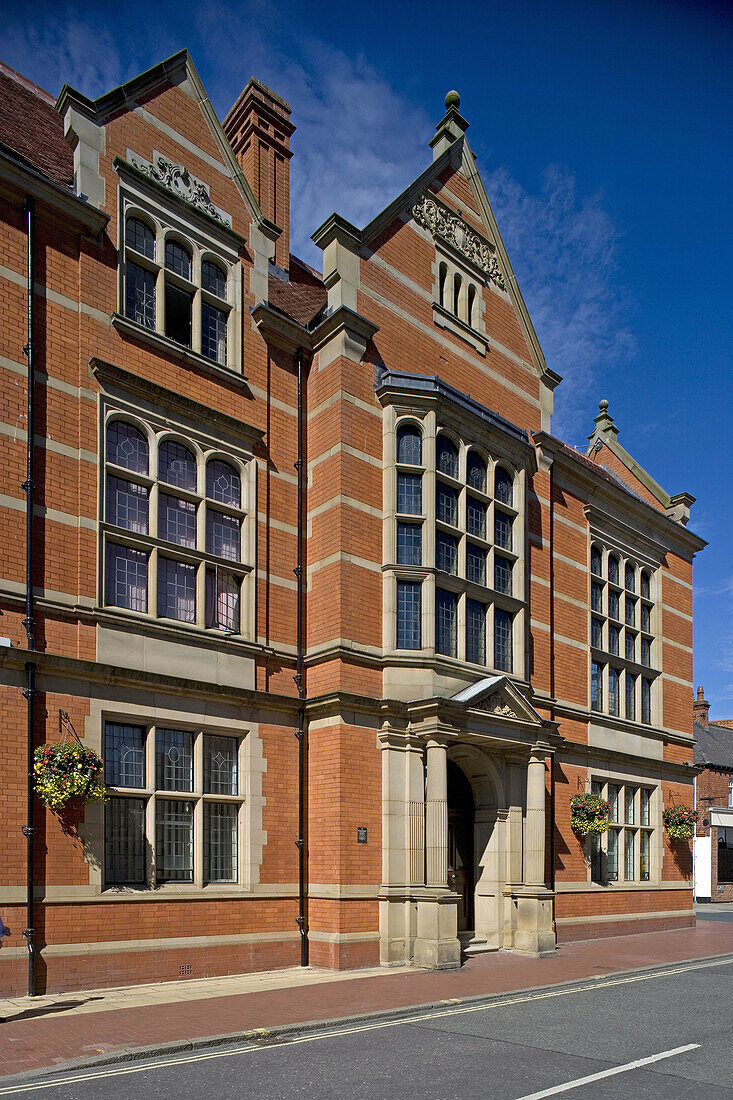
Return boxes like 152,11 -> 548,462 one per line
224,78 -> 294,270
693,685 -> 710,726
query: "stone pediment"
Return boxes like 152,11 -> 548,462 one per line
451,676 -> 543,725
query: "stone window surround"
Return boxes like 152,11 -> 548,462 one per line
383,403 -> 527,678
98,394 -> 257,643
116,171 -> 243,374
587,771 -> 661,886
430,244 -> 488,355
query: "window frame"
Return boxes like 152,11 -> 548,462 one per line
589,778 -> 656,885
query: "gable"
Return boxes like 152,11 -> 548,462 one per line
451,675 -> 545,725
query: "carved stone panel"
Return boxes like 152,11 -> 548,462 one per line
128,152 -> 232,227
412,194 -> 506,290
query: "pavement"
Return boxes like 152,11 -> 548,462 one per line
1,917 -> 733,1084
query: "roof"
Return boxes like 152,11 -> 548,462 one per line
267,254 -> 327,328
0,61 -> 72,188
694,720 -> 733,770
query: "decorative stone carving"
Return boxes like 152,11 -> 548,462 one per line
129,152 -> 232,227
477,693 -> 518,719
412,194 -> 506,290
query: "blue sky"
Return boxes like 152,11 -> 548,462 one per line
3,0 -> 731,714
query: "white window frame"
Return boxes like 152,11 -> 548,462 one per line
589,777 -> 658,885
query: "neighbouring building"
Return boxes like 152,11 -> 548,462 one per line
693,687 -> 733,902
0,51 -> 706,996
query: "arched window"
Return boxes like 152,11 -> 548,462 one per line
494,467 -> 513,506
453,273 -> 461,316
467,284 -> 476,327
466,452 -> 487,493
608,554 -> 620,585
125,217 -> 155,260
436,435 -> 459,479
625,563 -> 636,592
590,545 -> 603,577
397,425 -> 422,465
202,260 -> 227,299
165,240 -> 192,280
640,571 -> 650,600
207,459 -> 241,508
159,440 -> 197,491
438,262 -> 448,308
106,421 -> 149,474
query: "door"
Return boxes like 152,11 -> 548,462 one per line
447,760 -> 475,932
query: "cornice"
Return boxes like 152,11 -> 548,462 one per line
311,304 -> 380,350
251,302 -> 314,357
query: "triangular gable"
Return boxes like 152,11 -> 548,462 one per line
451,676 -> 544,725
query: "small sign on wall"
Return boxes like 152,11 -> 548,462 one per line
357,827 -> 367,844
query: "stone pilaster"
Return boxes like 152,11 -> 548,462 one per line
524,747 -> 547,886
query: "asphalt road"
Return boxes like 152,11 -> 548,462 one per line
3,956 -> 733,1099
695,903 -> 733,923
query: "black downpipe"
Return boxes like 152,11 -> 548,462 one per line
294,346 -> 308,966
548,462 -> 556,893
22,198 -> 37,996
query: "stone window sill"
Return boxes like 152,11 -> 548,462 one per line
112,313 -> 249,390
433,302 -> 487,356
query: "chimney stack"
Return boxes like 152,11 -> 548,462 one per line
224,78 -> 294,271
693,685 -> 710,726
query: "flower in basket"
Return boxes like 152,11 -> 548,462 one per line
662,804 -> 698,841
33,743 -> 105,811
570,792 -> 611,835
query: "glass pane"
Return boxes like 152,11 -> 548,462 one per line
205,568 -> 240,632
396,426 -> 422,465
608,667 -> 619,715
106,475 -> 149,533
608,784 -> 620,822
397,522 -> 422,566
466,497 -> 486,539
157,557 -> 196,622
467,453 -> 486,493
640,787 -> 650,827
495,468 -> 513,506
125,261 -> 155,329
641,678 -> 652,724
641,604 -> 651,632
495,556 -> 512,595
204,735 -> 238,795
156,728 -> 193,792
641,572 -> 650,599
625,563 -> 635,592
105,798 -> 146,885
397,581 -> 421,649
626,673 -> 636,720
107,421 -> 149,474
202,260 -> 227,298
624,787 -> 637,824
156,799 -> 193,883
202,302 -> 228,365
436,484 -> 458,527
466,598 -> 486,665
625,631 -> 636,661
125,217 -> 155,260
494,608 -> 512,672
205,803 -> 237,883
607,828 -> 619,880
591,780 -> 602,797
436,437 -> 459,479
164,281 -> 193,346
608,556 -> 619,585
436,532 -> 458,574
106,543 -> 148,611
159,440 -> 197,491
397,473 -> 422,515
165,239 -> 192,279
435,588 -> 457,657
640,830 -> 650,881
591,833 -> 602,882
590,546 -> 602,576
641,638 -> 651,666
624,830 -> 635,880
591,662 -> 603,711
625,597 -> 636,626
495,511 -> 512,551
591,582 -> 603,613
159,493 -> 197,548
206,510 -> 241,561
105,722 -> 145,788
591,617 -> 602,649
467,544 -> 486,586
609,591 -> 620,620
207,460 -> 241,507
608,625 -> 619,655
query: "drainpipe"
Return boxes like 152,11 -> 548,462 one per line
21,197 -> 37,996
293,346 -> 308,966
548,462 -> 556,892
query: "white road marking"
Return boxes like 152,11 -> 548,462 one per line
515,1043 -> 700,1099
0,956 -> 728,1095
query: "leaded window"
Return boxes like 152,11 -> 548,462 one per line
436,588 -> 457,657
397,581 -> 421,649
397,522 -> 422,566
590,779 -> 655,884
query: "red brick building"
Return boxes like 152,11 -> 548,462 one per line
0,51 -> 705,996
693,688 -> 733,902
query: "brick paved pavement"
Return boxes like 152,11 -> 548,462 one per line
2,921 -> 733,1080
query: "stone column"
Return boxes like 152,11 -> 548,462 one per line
425,738 -> 448,887
413,734 -> 459,970
524,747 -> 547,886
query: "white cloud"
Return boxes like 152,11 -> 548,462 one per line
3,13 -> 130,97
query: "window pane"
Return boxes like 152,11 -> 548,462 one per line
624,830 -> 635,880
609,591 -> 620,620
608,667 -> 619,715
466,497 -> 486,539
156,728 -> 193,792
202,259 -> 227,298
106,543 -> 148,611
397,473 -> 422,515
207,460 -> 241,507
495,556 -> 512,595
105,722 -> 145,788
640,787 -> 651,827
607,829 -> 619,880
494,608 -> 513,672
591,582 -> 603,613
397,522 -> 422,566
159,493 -> 197,548
157,557 -> 196,622
165,239 -> 192,279
202,301 -> 228,365
608,625 -> 619,655
641,678 -> 652,724
105,798 -> 146,885
591,832 -> 602,883
495,511 -> 512,551
436,437 -> 459,479
608,785 -> 620,822
205,803 -> 237,883
590,546 -> 602,576
625,563 -> 635,592
396,426 -> 422,465
640,604 -> 651,632
640,830 -> 650,881
495,468 -> 513,506
159,440 -> 197,491
106,475 -> 149,533
591,617 -> 602,649
625,787 -> 637,824
608,555 -> 619,586
467,544 -> 486,586
641,572 -> 650,599
164,281 -> 193,346
156,799 -> 194,883
206,510 -> 241,561
205,568 -> 240,632
436,532 -> 458,574
625,631 -> 636,661
436,484 -> 458,527
625,597 -> 636,626
125,217 -> 155,260
435,588 -> 457,657
397,581 -> 421,649
641,638 -> 651,666
466,598 -> 486,665
126,261 -> 156,329
626,673 -> 636,720
467,453 -> 486,493
107,421 -> 149,474
591,662 -> 603,711
204,735 -> 238,795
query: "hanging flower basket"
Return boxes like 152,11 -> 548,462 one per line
33,743 -> 105,812
662,804 -> 698,841
570,793 -> 611,835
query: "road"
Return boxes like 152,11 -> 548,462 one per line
695,903 -> 733,923
2,956 -> 732,1099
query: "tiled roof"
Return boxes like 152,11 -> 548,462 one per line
267,254 -> 327,328
694,720 -> 733,770
0,62 -> 72,188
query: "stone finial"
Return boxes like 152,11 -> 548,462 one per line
445,90 -> 461,110
599,399 -> 609,412
589,397 -> 619,441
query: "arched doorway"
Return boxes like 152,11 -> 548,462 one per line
447,760 -> 475,932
